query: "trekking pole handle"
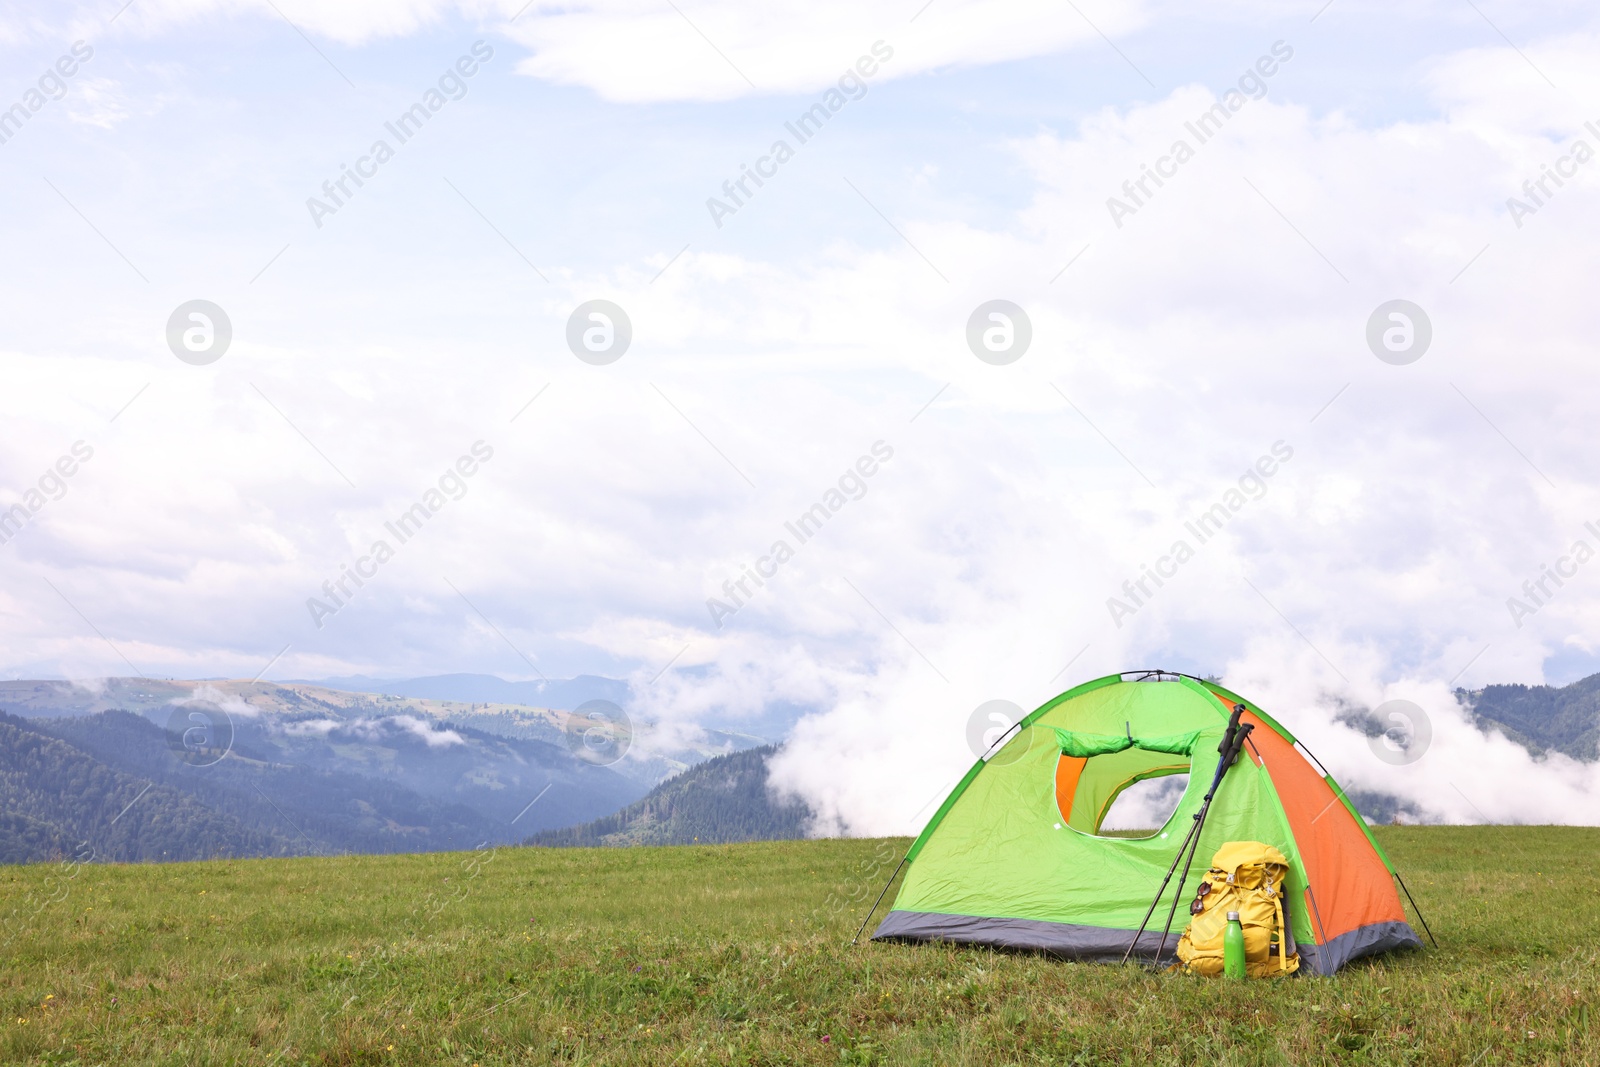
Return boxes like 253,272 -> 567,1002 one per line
1202,722 -> 1254,802
1228,722 -> 1254,764
1219,704 -> 1245,754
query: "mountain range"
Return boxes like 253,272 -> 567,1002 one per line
0,670 -> 1595,865
0,676 -> 766,864
292,673 -> 630,711
0,676 -> 767,787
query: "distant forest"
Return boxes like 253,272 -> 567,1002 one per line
529,745 -> 811,847
1464,677 -> 1600,761
0,711 -> 492,864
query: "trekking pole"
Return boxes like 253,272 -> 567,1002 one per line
1118,799 -> 1206,964
1121,705 -> 1251,966
1149,724 -> 1254,967
1150,776 -> 1230,967
1140,779 -> 1221,969
1119,707 -> 1243,965
1162,720 -> 1253,957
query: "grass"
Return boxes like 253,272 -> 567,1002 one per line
0,827 -> 1595,1065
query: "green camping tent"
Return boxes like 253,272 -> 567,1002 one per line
873,672 -> 1424,975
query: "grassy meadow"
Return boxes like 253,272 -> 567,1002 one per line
0,826 -> 1595,1065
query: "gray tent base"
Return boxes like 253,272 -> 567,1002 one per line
1298,921 -> 1423,975
872,910 -> 1422,976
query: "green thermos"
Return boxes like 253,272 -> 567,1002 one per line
1224,911 -> 1246,979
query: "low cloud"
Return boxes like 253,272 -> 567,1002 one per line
1220,637 -> 1600,828
382,714 -> 466,748
274,713 -> 465,747
174,683 -> 262,719
278,717 -> 341,738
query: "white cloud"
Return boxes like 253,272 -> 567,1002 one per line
755,42 -> 1600,832
1219,635 -> 1600,826
274,713 -> 466,746
278,717 -> 340,737
174,682 -> 261,718
382,713 -> 467,746
505,0 -> 1143,102
101,0 -> 473,44
64,78 -> 130,129
21,0 -> 1139,99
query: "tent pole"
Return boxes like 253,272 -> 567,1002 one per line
853,722 -> 1023,948
1393,871 -> 1438,948
850,853 -> 910,947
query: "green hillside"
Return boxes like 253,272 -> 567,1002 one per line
0,827 -> 1595,1065
527,744 -> 811,847
0,710 -> 499,862
40,707 -> 641,844
1463,674 -> 1600,761
0,712 -> 298,863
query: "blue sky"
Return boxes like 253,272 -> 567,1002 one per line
3,0 -> 1599,828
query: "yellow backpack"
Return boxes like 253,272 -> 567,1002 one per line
1175,841 -> 1300,977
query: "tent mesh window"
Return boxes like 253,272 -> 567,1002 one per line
1096,772 -> 1190,836
1055,745 -> 1193,838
